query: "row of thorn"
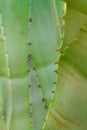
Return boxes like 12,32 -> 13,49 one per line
27,8 -> 65,129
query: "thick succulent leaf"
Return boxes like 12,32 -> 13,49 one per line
29,0 -> 62,130
0,14 -> 8,77
0,116 -> 8,130
44,1 -> 87,130
64,0 -> 87,14
55,0 -> 66,29
29,0 -> 61,68
0,13 -> 10,130
0,82 -> 6,130
29,67 -> 48,130
0,0 -> 32,130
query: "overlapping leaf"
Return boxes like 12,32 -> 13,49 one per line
43,1 -> 87,130
28,0 -> 63,130
0,1 -> 32,130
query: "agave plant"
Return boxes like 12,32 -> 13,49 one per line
0,0 -> 87,130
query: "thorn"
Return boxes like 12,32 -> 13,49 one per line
27,54 -> 31,58
28,42 -> 32,45
30,112 -> 32,115
54,70 -> 57,73
38,85 -> 41,88
28,69 -> 30,72
30,112 -> 32,118
29,17 -> 32,24
29,85 -> 31,88
42,98 -> 45,102
29,57 -> 32,60
27,54 -> 32,60
44,119 -> 46,122
30,103 -> 32,106
56,48 -> 60,51
33,67 -> 36,70
53,81 -> 56,84
52,90 -> 55,93
36,74 -> 38,77
28,55 -> 32,60
54,61 -> 58,65
44,105 -> 48,109
61,24 -> 64,29
60,15 -> 65,19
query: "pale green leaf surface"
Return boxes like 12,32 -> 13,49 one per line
29,67 -> 48,130
0,13 -> 10,130
0,0 -> 32,130
0,116 -> 8,130
0,14 -> 8,77
29,0 -> 62,130
29,0 -> 61,68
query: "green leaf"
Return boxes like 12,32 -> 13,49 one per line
44,1 -> 87,130
29,0 -> 62,130
0,0 -> 32,130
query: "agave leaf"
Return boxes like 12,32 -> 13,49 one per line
64,0 -> 87,14
0,14 -> 8,77
29,66 -> 48,130
0,0 -> 32,130
0,79 -> 10,130
0,13 -> 10,130
29,0 -> 61,68
0,81 -> 6,130
0,115 -> 8,130
28,0 -> 62,130
44,1 -> 87,130
55,0 -> 66,32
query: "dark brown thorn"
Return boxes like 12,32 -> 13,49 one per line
28,69 -> 30,72
27,54 -> 31,58
30,113 -> 32,118
33,67 -> 36,71
42,98 -> 45,102
52,90 -> 55,93
54,70 -> 57,73
30,103 -> 32,106
38,85 -> 41,88
56,48 -> 60,51
44,105 -> 48,109
29,17 -> 32,23
28,57 -> 32,60
29,84 -> 31,88
54,61 -> 58,65
28,42 -> 32,45
29,57 -> 32,60
53,81 -> 56,84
